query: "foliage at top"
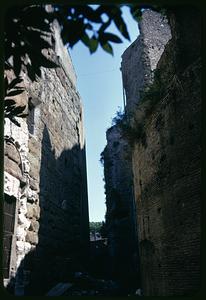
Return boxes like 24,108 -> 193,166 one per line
4,4 -> 143,78
53,4 -> 142,56
3,3 -> 164,124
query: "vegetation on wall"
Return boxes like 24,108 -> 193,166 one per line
111,108 -> 147,148
110,65 -> 184,148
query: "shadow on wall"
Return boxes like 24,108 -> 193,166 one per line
106,188 -> 141,290
6,125 -> 89,296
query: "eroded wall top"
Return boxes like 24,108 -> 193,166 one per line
121,9 -> 171,113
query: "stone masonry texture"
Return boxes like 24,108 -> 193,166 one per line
102,125 -> 140,290
121,9 -> 171,115
121,8 -> 201,296
4,18 -> 89,295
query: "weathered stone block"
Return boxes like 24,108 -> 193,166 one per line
25,231 -> 39,245
29,177 -> 39,192
26,203 -> 34,219
5,142 -> 21,165
18,213 -> 31,229
27,188 -> 38,204
29,155 -> 40,180
16,241 -> 25,254
16,226 -> 26,241
4,156 -> 23,181
29,137 -> 41,156
33,204 -> 41,220
29,220 -> 40,233
26,203 -> 40,220
4,171 -> 20,198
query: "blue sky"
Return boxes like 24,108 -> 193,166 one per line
70,6 -> 140,222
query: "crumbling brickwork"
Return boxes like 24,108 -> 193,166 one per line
4,20 -> 89,295
132,57 -> 201,296
120,7 -> 201,296
102,125 -> 140,290
121,9 -> 171,114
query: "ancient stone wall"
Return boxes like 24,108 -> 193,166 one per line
121,9 -> 171,115
4,20 -> 89,295
121,7 -> 201,296
102,125 -> 140,290
132,57 -> 201,296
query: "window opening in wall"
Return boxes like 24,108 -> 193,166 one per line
3,194 -> 16,279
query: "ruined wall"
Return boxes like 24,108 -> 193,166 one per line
121,9 -> 171,115
132,57 -> 201,296
102,10 -> 172,291
121,8 -> 201,296
4,20 -> 89,295
102,125 -> 139,290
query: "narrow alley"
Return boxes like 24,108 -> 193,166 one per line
2,5 -> 201,297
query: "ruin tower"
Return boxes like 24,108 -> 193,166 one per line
103,9 -> 172,292
104,8 -> 201,295
3,17 -> 90,295
121,9 -> 171,114
120,8 -> 201,296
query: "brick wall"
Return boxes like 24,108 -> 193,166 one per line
122,7 -> 201,296
102,125 -> 140,290
121,8 -> 201,296
4,19 -> 89,295
132,58 -> 201,295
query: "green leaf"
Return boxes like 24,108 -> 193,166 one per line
6,89 -> 25,97
130,6 -> 142,22
85,23 -> 93,30
81,33 -> 91,47
113,15 -> 130,41
81,33 -> 99,53
78,6 -> 102,23
101,32 -> 122,43
89,37 -> 98,53
98,20 -> 111,34
101,41 -> 113,55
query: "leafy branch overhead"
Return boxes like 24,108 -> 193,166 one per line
4,4 -> 163,121
54,4 -> 135,55
5,4 -> 143,78
5,5 -> 58,80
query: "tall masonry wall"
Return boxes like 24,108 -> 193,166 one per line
3,20 -> 89,295
121,9 -> 171,115
102,125 -> 140,289
102,10 -> 172,291
121,8 -> 201,296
